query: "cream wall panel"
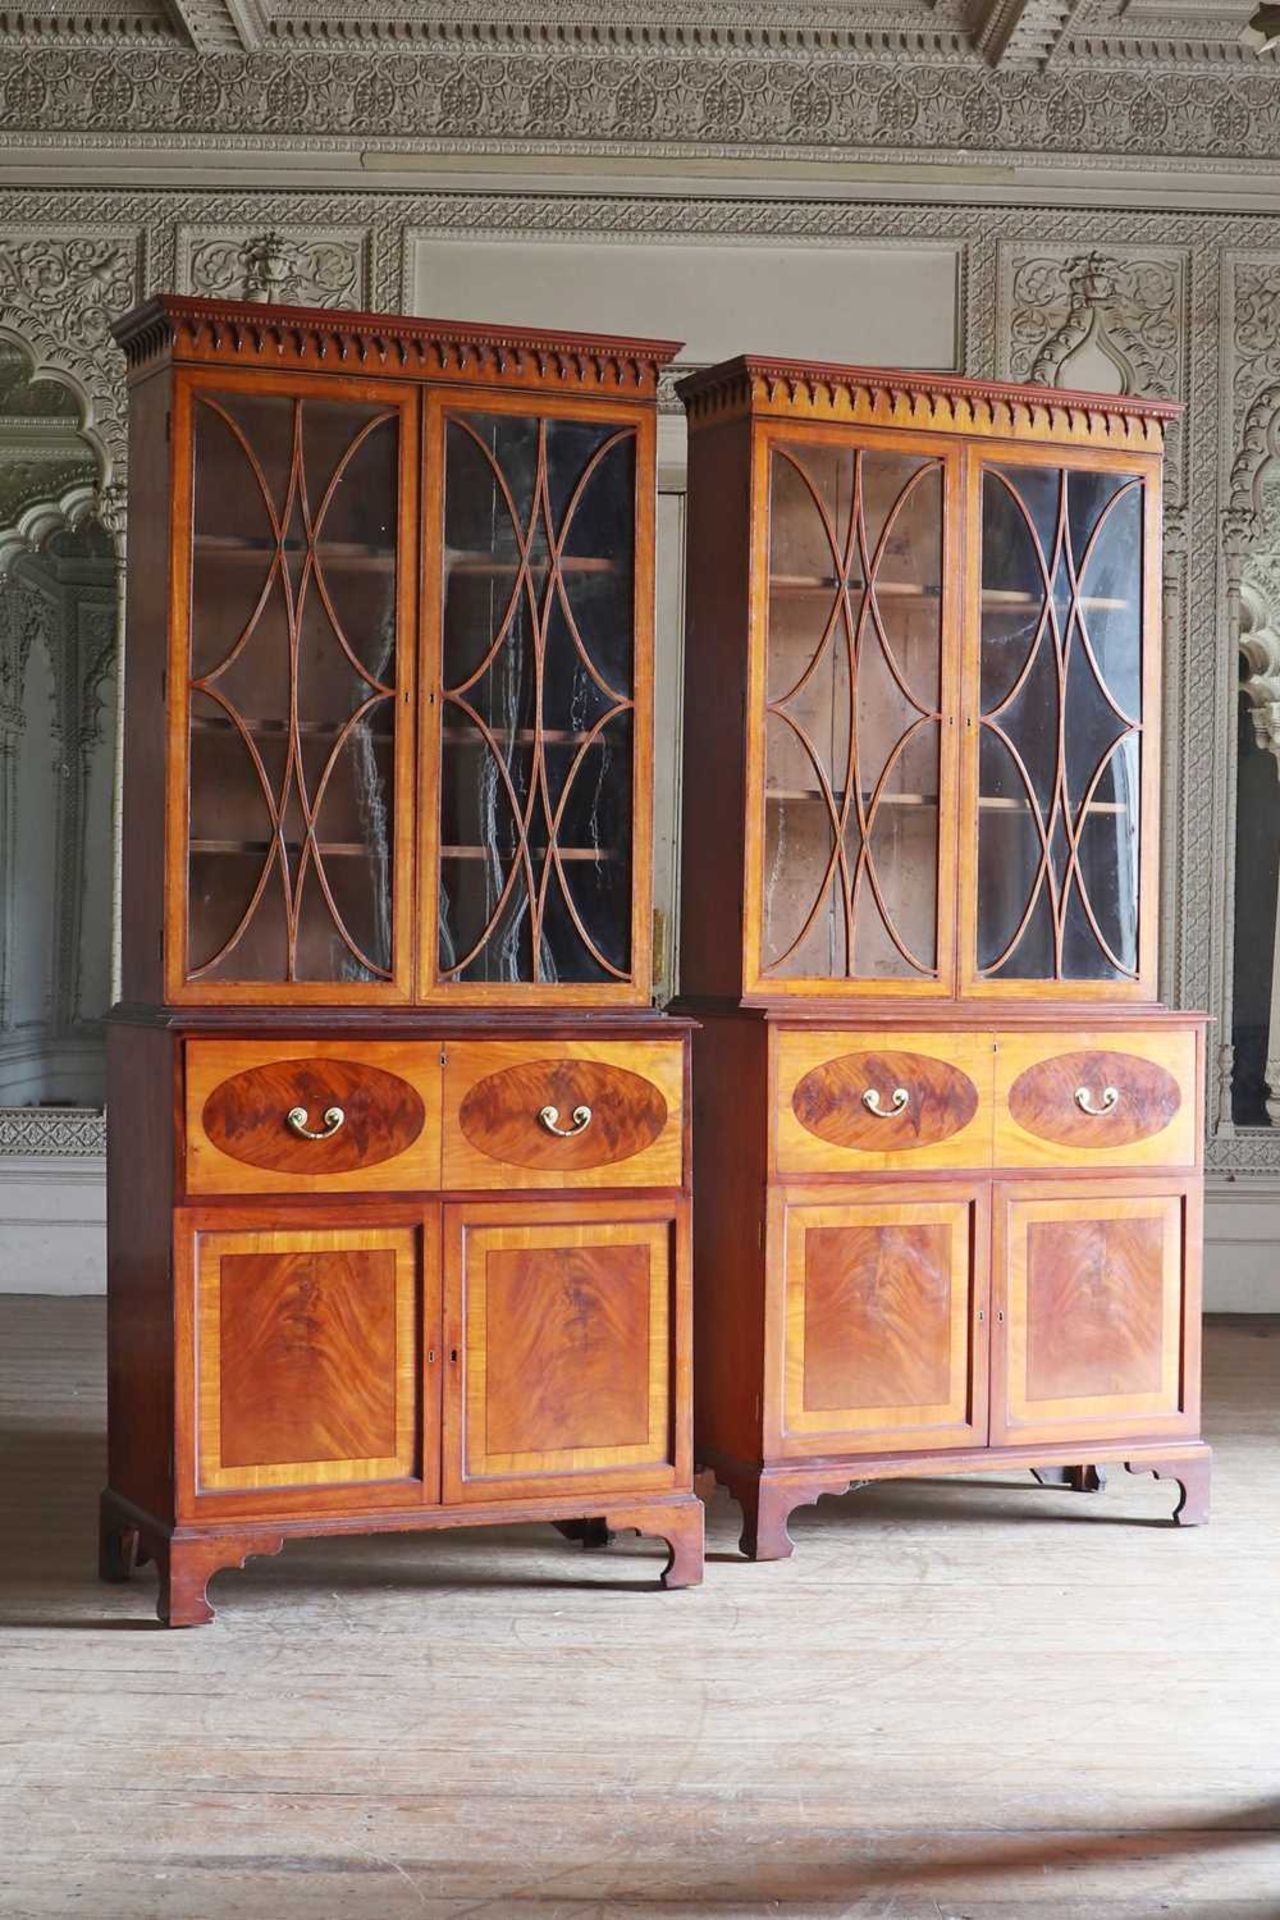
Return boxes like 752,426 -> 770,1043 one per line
408,236 -> 962,372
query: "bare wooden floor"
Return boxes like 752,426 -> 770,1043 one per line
1,1299 -> 1278,1918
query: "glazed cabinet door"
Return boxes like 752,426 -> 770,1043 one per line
422,393 -> 654,1004
962,448 -> 1161,999
443,1201 -> 686,1503
776,1184 -> 989,1458
183,1216 -> 436,1516
747,426 -> 962,997
991,1180 -> 1199,1447
172,370 -> 418,1003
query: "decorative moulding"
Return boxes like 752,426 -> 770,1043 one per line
0,1107 -> 106,1156
112,293 -> 683,393
675,353 -> 1180,448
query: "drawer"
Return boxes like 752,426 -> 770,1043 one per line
774,1029 -> 994,1174
992,1028 -> 1199,1171
185,1042 -> 443,1195
442,1040 -> 685,1190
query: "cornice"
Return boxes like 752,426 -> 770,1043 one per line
113,292 -> 682,393
677,352 -> 1180,447
5,43 -> 1280,165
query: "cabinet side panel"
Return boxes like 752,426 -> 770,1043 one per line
678,419 -> 752,1000
106,1023 -> 176,1522
119,367 -> 174,1007
691,1013 -> 768,1466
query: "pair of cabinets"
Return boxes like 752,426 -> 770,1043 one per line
777,1173 -> 1200,1463
183,1196 -> 686,1520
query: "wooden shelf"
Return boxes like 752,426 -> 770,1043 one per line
189,838 -> 375,857
439,844 -> 619,862
766,788 -> 937,808
445,552 -> 618,577
191,715 -> 394,740
440,726 -> 610,747
768,574 -> 1129,613
193,534 -> 395,572
766,787 -> 1129,815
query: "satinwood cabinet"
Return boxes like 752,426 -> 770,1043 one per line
101,296 -> 701,1625
678,356 -> 1209,1556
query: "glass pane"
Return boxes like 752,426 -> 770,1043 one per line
437,410 -> 636,987
976,463 -> 1144,984
187,390 -> 401,985
761,440 -> 944,982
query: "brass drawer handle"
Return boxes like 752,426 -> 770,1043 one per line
1074,1085 -> 1120,1117
538,1103 -> 593,1138
285,1103 -> 346,1141
861,1086 -> 910,1118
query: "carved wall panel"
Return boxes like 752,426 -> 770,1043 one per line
176,225 -> 368,307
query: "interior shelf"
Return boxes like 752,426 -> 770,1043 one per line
439,844 -> 619,862
191,714 -> 394,739
445,552 -> 618,576
765,788 -> 1129,815
768,574 -> 1128,612
190,838 -> 377,857
440,726 -> 611,746
193,534 -> 396,571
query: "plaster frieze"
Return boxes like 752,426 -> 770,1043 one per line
6,45 -> 1280,165
177,225 -> 368,306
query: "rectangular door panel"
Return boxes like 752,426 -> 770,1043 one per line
959,447 -> 1161,1002
993,1026 -> 1198,1171
419,391 -> 654,1006
444,1201 -> 683,1503
992,1181 -> 1198,1446
744,424 -> 963,999
170,368 -> 418,1004
774,1027 -> 994,1174
192,1224 -> 424,1503
777,1185 -> 988,1459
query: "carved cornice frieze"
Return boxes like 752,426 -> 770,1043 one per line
5,44 -> 1280,163
677,352 -> 1178,447
113,292 -> 681,393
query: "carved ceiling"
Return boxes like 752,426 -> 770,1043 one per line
0,0 -> 1273,66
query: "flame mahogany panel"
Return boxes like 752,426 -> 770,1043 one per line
195,1226 -> 421,1495
802,1221 -> 953,1413
792,1049 -> 979,1154
202,1056 -> 427,1175
1008,1049 -> 1181,1150
483,1242 -> 652,1458
1024,1215 -> 1166,1404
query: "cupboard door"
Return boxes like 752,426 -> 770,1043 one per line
173,370 -> 417,1002
992,1182 -> 1198,1446
747,427 -> 961,997
963,450 -> 1160,999
444,1202 -> 683,1503
777,1187 -> 988,1458
422,394 -> 653,1004
191,1224 -> 426,1503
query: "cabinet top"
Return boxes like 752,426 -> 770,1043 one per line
112,294 -> 682,400
677,354 -> 1182,451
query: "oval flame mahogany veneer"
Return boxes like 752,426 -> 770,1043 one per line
458,1058 -> 668,1172
791,1050 -> 979,1153
1008,1050 -> 1182,1149
202,1058 -> 427,1175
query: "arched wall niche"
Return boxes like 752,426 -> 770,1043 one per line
0,329 -> 123,1126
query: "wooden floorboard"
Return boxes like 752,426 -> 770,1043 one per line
1,1298 -> 1278,1918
